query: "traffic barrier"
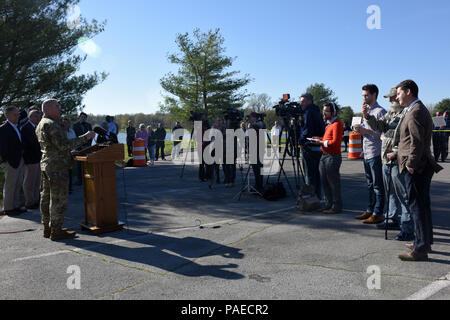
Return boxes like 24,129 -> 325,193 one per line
133,139 -> 147,167
348,132 -> 363,160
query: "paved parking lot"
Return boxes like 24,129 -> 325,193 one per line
0,157 -> 449,300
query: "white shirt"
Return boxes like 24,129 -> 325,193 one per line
271,126 -> 281,135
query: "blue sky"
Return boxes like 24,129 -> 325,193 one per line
75,0 -> 450,115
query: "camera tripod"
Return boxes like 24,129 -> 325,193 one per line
265,118 -> 305,197
233,160 -> 263,201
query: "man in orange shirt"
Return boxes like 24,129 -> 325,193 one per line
313,103 -> 344,214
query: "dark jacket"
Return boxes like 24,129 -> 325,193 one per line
155,127 -> 167,144
126,126 -> 136,143
0,121 -> 24,169
148,130 -> 157,147
299,103 -> 325,147
73,121 -> 93,148
21,122 -> 42,165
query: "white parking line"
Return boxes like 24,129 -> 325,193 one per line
406,272 -> 450,300
12,206 -> 296,262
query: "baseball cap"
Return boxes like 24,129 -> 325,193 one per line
384,87 -> 397,98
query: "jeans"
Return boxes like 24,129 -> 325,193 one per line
404,166 -> 434,254
148,145 -> 156,161
364,156 -> 385,216
382,164 -> 401,223
390,165 -> 414,234
172,143 -> 181,159
319,154 -> 343,211
156,142 -> 165,160
301,148 -> 322,198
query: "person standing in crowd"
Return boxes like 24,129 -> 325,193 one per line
314,103 -> 344,214
73,112 -> 93,185
172,121 -> 184,160
106,115 -> 117,135
247,112 -> 265,193
432,111 -> 448,162
21,109 -> 42,210
395,80 -> 443,261
298,93 -> 325,198
0,106 -> 26,216
36,99 -> 95,240
271,121 -> 282,152
354,84 -> 387,224
213,117 -> 226,184
443,111 -> 449,161
135,124 -> 149,162
126,120 -> 136,158
365,87 -> 414,241
18,102 -> 37,131
342,122 -> 352,153
112,116 -> 119,135
155,123 -> 166,161
147,125 -> 156,165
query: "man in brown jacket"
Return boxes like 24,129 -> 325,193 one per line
395,80 -> 443,261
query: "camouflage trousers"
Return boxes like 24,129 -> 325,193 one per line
40,170 -> 69,227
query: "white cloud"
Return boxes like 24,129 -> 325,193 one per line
78,37 -> 102,58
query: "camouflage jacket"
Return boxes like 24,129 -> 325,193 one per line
36,116 -> 89,173
366,107 -> 408,165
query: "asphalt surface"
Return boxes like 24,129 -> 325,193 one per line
0,154 -> 449,300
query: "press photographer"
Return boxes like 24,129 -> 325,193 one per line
247,111 -> 266,193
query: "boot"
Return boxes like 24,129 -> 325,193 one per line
50,225 -> 76,241
43,224 -> 51,238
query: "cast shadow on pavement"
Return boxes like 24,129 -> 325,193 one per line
58,230 -> 245,280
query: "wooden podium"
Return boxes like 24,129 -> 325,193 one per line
75,143 -> 125,235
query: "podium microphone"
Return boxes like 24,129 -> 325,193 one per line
93,126 -> 108,137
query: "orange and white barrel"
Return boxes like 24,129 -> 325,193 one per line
348,133 -> 363,160
133,139 -> 147,167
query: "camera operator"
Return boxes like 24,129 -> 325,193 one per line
213,117 -> 226,184
298,93 -> 325,198
248,112 -> 266,193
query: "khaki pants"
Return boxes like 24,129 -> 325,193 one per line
1,159 -> 24,211
23,163 -> 41,207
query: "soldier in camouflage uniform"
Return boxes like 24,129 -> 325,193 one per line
364,87 -> 414,241
36,99 -> 95,241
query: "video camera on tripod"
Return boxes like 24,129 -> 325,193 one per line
273,94 -> 303,119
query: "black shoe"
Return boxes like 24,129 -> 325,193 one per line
395,232 -> 415,241
25,204 -> 39,210
376,221 -> 401,231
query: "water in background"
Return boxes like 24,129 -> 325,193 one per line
118,131 -> 288,144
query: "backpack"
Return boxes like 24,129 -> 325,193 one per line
262,182 -> 286,201
296,185 -> 322,212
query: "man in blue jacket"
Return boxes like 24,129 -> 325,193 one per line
298,93 -> 325,198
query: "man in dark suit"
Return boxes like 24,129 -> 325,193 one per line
155,123 -> 167,161
0,106 -> 27,216
73,112 -> 93,185
395,80 -> 443,261
21,109 -> 43,209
